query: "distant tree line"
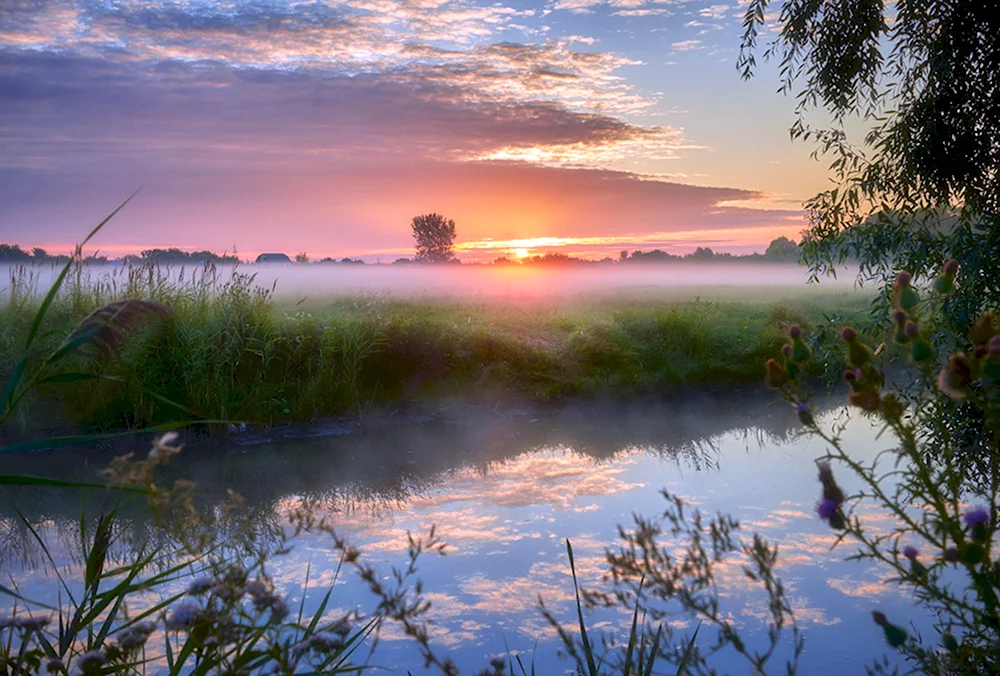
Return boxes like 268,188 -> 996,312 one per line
129,248 -> 240,265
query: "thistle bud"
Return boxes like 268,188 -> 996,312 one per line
942,259 -> 959,276
765,359 -> 790,388
788,324 -> 802,339
937,353 -> 972,400
817,461 -> 845,504
840,326 -> 858,342
871,611 -> 887,627
969,313 -> 996,345
893,271 -> 919,310
847,340 -> 873,368
942,548 -> 959,563
892,310 -> 908,325
849,388 -> 881,412
942,633 -> 959,651
932,274 -> 953,294
795,402 -> 813,426
963,542 -> 984,564
911,339 -> 933,362
790,338 -> 811,363
781,343 -> 793,358
882,622 -> 909,648
880,394 -> 905,423
989,335 -> 1000,356
903,320 -> 920,338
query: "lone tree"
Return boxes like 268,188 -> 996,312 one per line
764,236 -> 800,260
410,213 -> 457,263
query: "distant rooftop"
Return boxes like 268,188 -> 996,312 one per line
255,252 -> 291,264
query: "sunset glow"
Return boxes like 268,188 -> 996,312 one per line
0,0 -> 823,259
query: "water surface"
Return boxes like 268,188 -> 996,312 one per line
1,393 -> 930,674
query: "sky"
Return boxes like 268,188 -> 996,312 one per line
0,0 -> 832,262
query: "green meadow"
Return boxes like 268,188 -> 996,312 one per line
0,262 -> 876,431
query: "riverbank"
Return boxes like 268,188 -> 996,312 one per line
1,263 -> 877,432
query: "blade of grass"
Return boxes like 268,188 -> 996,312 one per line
622,575 -> 645,675
672,621 -> 699,676
566,539 -> 598,676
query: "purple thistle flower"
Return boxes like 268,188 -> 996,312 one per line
964,506 -> 990,528
903,546 -> 918,561
817,499 -> 838,520
165,601 -> 201,630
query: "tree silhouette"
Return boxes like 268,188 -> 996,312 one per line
764,236 -> 799,259
410,213 -> 457,263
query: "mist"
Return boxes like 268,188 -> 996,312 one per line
0,261 -> 864,307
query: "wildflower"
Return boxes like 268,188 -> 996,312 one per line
903,320 -> 920,338
943,548 -> 959,563
817,499 -> 839,520
788,324 -> 802,339
490,656 -> 507,671
244,579 -> 270,604
943,258 -> 959,276
0,616 -> 14,630
45,659 -> 64,673
117,621 -> 157,651
840,326 -> 858,342
795,402 -> 813,426
299,633 -> 346,655
903,546 -> 918,561
166,600 -> 201,630
269,597 -> 290,623
964,506 -> 990,528
14,615 -> 51,632
75,650 -> 106,674
990,334 -> 1000,355
330,617 -> 352,637
892,309 -> 908,324
780,343 -> 792,358
187,576 -> 215,595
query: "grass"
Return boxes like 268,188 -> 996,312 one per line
0,261 -> 877,431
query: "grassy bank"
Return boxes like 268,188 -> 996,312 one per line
0,263 -> 876,430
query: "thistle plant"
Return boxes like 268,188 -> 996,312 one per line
769,259 -> 1000,674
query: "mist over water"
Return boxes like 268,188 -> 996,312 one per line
1,261 -> 861,303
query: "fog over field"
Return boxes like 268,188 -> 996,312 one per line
1,261 -> 862,304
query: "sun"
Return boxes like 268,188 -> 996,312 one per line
514,248 -> 530,259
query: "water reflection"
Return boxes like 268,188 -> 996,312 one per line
0,391 -> 927,673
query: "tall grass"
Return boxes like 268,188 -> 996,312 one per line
0,261 -> 876,430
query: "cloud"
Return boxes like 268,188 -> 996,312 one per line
671,39 -> 704,52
